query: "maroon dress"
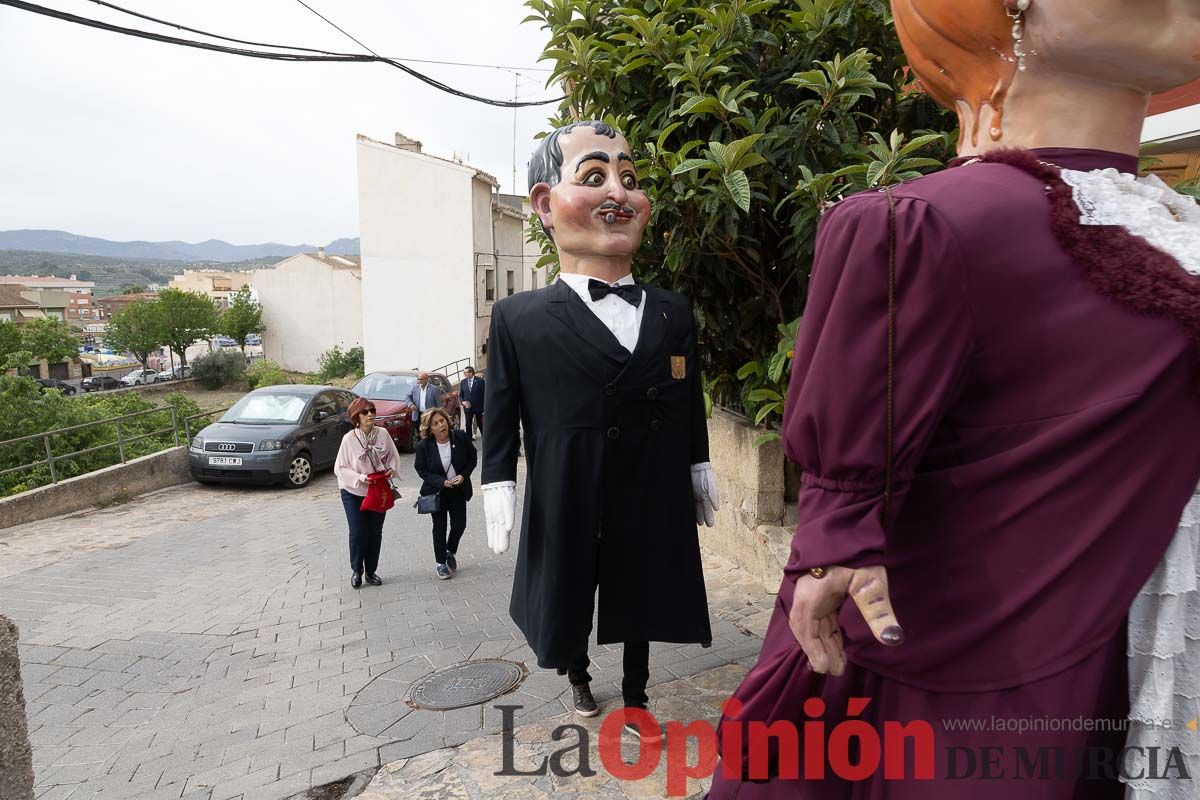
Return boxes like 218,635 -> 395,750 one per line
707,149 -> 1200,798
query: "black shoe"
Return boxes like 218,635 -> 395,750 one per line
365,573 -> 382,586
622,705 -> 663,742
351,573 -> 362,589
446,553 -> 457,574
435,563 -> 452,580
572,683 -> 599,717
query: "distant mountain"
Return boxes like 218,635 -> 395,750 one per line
0,230 -> 359,262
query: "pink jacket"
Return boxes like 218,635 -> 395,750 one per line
334,428 -> 401,497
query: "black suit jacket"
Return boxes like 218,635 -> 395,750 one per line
459,376 -> 486,413
481,278 -> 711,668
413,429 -> 477,501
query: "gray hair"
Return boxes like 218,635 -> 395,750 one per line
527,120 -> 621,191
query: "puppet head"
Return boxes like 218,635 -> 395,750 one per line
527,121 -> 650,265
892,0 -> 1200,151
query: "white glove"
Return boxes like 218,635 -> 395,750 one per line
690,462 -> 720,527
483,482 -> 516,554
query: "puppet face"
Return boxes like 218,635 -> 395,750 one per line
1023,1 -> 1200,92
529,127 -> 651,261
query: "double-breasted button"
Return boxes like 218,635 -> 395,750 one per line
646,387 -> 659,400
649,419 -> 662,432
606,427 -> 620,439
604,384 -> 616,397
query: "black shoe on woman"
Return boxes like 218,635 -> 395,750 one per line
351,573 -> 362,589
446,554 -> 457,574
365,573 -> 382,586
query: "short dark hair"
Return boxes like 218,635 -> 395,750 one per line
527,120 -> 620,191
463,366 -> 475,375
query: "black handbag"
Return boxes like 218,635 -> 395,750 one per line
415,492 -> 442,515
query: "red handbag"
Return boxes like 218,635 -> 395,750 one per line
360,471 -> 395,513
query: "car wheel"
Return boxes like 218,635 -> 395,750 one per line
285,452 -> 313,488
66,387 -> 76,395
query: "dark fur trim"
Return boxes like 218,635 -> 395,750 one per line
971,149 -> 1200,387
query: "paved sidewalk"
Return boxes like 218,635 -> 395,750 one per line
356,662 -> 751,800
0,452 -> 775,800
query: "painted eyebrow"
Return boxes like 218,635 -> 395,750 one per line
617,153 -> 633,163
574,151 -> 610,173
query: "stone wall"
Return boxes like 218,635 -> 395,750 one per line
700,408 -> 793,590
0,616 -> 34,800
0,447 -> 192,531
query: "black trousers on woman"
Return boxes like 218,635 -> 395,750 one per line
430,487 -> 467,564
341,489 -> 385,575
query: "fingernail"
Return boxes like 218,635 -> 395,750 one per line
881,626 -> 905,646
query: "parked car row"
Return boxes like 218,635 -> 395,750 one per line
187,369 -> 462,490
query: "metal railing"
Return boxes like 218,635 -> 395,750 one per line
429,357 -> 480,385
0,405 -> 230,486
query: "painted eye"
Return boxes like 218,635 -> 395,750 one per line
622,174 -> 639,190
584,172 -> 605,186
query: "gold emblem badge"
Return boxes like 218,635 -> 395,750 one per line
671,355 -> 686,380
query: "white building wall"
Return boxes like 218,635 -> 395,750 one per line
251,255 -> 362,373
356,137 -> 477,374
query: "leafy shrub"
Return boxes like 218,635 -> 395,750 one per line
245,359 -> 288,389
317,345 -> 364,382
191,349 -> 246,389
0,379 -> 204,496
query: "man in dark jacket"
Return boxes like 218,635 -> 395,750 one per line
459,366 -> 485,439
482,121 -> 720,732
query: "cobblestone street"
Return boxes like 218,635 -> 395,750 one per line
0,453 -> 774,800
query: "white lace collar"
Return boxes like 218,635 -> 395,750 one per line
1059,168 -> 1200,276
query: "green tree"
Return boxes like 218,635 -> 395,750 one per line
21,318 -> 79,363
0,320 -> 22,364
104,299 -> 163,373
317,345 -> 364,382
154,288 -> 219,369
120,284 -> 147,295
526,0 -> 956,428
219,285 -> 265,353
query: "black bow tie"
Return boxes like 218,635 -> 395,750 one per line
588,280 -> 642,307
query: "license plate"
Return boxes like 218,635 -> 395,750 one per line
208,456 -> 242,466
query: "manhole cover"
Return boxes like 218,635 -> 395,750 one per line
406,659 -> 527,711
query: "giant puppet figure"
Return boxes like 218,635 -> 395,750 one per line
706,1 -> 1200,798
481,121 -> 720,723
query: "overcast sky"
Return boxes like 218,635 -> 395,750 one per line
0,0 -> 558,245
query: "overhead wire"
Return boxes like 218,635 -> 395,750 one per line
1,0 -> 564,108
291,0 -> 378,58
85,0 -> 554,72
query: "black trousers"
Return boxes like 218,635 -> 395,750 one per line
430,487 -> 467,564
341,489 -> 385,575
464,409 -> 483,437
563,642 -> 651,708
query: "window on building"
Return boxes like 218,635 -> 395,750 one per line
485,269 -> 495,302
506,270 -> 515,297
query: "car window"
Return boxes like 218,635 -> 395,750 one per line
221,393 -> 308,424
334,392 -> 353,413
311,393 -> 338,420
351,373 -> 418,401
431,375 -> 450,392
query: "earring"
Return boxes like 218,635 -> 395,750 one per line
1007,0 -> 1030,72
